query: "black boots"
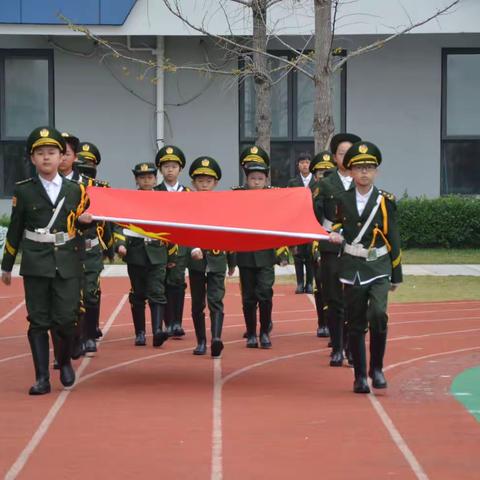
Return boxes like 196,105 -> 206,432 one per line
259,301 -> 272,349
71,311 -> 86,360
28,331 -> 51,395
211,312 -> 224,357
294,258 -> 304,294
328,309 -> 344,367
166,286 -> 186,338
150,303 -> 168,347
192,312 -> 207,355
315,292 -> 329,338
349,333 -> 370,394
131,303 -> 146,346
56,331 -> 76,387
84,305 -> 99,353
369,330 -> 388,389
244,304 -> 258,348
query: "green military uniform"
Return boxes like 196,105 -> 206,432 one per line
1,127 -> 88,395
310,151 -> 336,338
287,168 -> 316,294
153,145 -> 189,338
334,141 -> 402,394
74,142 -> 114,354
187,156 -> 234,357
233,148 -> 289,349
314,133 -> 361,367
114,162 -> 174,348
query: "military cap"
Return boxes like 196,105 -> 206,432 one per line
77,142 -> 101,165
343,141 -> 382,169
330,133 -> 362,154
155,145 -> 186,169
239,145 -> 270,166
243,161 -> 269,176
189,156 -> 222,180
73,157 -> 97,178
310,151 -> 335,173
61,131 -> 80,152
26,126 -> 66,154
132,162 -> 157,176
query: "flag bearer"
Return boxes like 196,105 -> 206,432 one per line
188,156 -> 235,357
115,162 -> 175,347
1,126 -> 91,395
154,146 -> 190,338
329,141 -> 402,393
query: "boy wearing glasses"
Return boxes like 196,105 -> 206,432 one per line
329,141 -> 402,394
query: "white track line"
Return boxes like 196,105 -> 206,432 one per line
0,300 -> 25,325
0,353 -> 30,364
5,294 -> 127,480
211,359 -> 223,480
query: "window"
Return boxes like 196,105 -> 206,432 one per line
441,49 -> 480,195
0,50 -> 54,197
239,52 -> 346,186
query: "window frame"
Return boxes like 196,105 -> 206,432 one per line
441,48 -> 480,195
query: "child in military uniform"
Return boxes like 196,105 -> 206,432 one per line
1,127 -> 92,395
115,162 -> 174,347
188,157 -> 235,357
73,142 -> 114,354
154,146 -> 189,338
233,147 -> 289,349
309,151 -> 335,338
329,141 -> 402,394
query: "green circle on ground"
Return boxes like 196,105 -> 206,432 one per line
451,366 -> 480,422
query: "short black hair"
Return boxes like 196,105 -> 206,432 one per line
297,152 -> 311,163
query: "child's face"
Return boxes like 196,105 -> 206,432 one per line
334,142 -> 352,171
59,143 -> 77,175
160,161 -> 181,184
298,159 -> 311,176
136,173 -> 157,190
246,171 -> 267,189
31,146 -> 62,177
350,164 -> 377,188
192,175 -> 218,191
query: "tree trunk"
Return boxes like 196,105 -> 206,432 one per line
252,1 -> 271,155
313,0 -> 334,153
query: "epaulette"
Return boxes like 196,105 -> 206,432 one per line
16,177 -> 33,185
232,185 -> 246,191
184,186 -> 191,192
379,190 -> 395,202
96,179 -> 110,188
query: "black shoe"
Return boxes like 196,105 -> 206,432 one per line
246,335 -> 258,348
330,350 -> 344,367
153,331 -> 168,347
172,325 -> 185,338
304,283 -> 314,294
211,339 -> 224,357
85,338 -> 97,353
346,349 -> 354,367
150,303 -> 168,347
193,340 -> 207,355
28,331 -> 51,395
259,332 -> 272,349
317,326 -> 329,338
353,376 -> 371,394
95,327 -> 103,339
166,324 -> 174,337
56,333 -> 76,387
135,332 -> 146,346
53,359 -> 60,370
60,363 -> 76,387
369,369 -> 387,389
295,283 -> 304,294
29,379 -> 51,395
71,339 -> 84,360
242,331 -> 248,339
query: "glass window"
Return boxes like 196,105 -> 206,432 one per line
441,49 -> 480,195
270,57 -> 289,138
446,53 -> 480,136
4,58 -> 50,138
0,50 -> 53,198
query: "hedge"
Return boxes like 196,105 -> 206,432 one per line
398,196 -> 480,248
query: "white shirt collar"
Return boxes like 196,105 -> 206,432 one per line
65,171 -> 74,180
301,173 -> 312,187
165,181 -> 180,192
337,170 -> 352,190
356,186 -> 374,201
39,173 -> 62,187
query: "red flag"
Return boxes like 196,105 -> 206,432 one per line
86,186 -> 329,251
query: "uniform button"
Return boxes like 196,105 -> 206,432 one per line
52,208 -> 55,212
54,247 -> 58,251
357,222 -> 362,227
52,229 -> 57,233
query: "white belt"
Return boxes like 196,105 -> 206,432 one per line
123,228 -> 160,244
344,243 -> 388,261
322,219 -> 334,231
85,237 -> 100,251
25,230 -> 75,246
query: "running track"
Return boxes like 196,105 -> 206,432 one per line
0,277 -> 479,479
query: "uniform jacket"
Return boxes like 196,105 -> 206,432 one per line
188,249 -> 236,273
1,175 -> 88,278
287,174 -> 316,189
335,186 -> 402,285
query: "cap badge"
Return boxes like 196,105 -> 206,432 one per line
82,144 -> 90,152
251,146 -> 258,154
201,159 -> 210,167
323,154 -> 330,161
166,147 -> 173,155
40,129 -> 49,138
61,132 -> 69,138
359,144 -> 368,154
140,163 -> 149,171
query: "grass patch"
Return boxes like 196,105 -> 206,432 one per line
402,249 -> 480,264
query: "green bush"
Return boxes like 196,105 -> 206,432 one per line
398,196 -> 480,248
0,214 -> 9,227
